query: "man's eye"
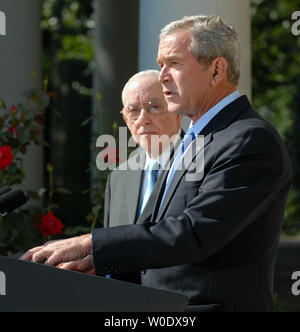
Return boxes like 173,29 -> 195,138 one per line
150,104 -> 163,113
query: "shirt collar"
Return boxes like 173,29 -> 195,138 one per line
145,129 -> 182,170
189,90 -> 240,136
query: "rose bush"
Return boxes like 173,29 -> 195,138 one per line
0,78 -> 69,255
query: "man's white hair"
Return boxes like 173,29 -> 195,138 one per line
122,70 -> 160,105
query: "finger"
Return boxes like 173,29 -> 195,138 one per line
57,261 -> 79,271
57,256 -> 94,273
19,246 -> 44,261
32,248 -> 54,264
83,256 -> 96,274
85,269 -> 96,275
44,251 -> 65,267
58,263 -> 95,274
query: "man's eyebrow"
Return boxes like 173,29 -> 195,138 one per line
157,55 -> 181,65
124,101 -> 137,108
148,98 -> 163,103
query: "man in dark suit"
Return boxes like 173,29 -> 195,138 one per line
91,15 -> 292,311
21,15 -> 292,312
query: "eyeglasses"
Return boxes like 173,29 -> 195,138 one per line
121,99 -> 166,121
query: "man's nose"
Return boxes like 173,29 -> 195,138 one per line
136,108 -> 152,125
159,65 -> 170,84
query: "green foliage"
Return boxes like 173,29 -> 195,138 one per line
41,0 -> 95,235
251,0 -> 300,234
42,0 -> 94,63
273,293 -> 287,312
0,77 -> 50,188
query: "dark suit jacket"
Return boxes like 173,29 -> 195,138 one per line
93,96 -> 292,312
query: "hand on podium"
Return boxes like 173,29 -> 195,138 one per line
57,255 -> 95,275
19,234 -> 94,274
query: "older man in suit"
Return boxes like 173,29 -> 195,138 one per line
102,70 -> 183,282
105,70 -> 183,229
22,15 -> 292,312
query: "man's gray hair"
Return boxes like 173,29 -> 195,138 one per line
160,15 -> 240,85
122,70 -> 160,105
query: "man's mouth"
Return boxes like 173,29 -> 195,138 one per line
140,132 -> 159,135
164,90 -> 176,98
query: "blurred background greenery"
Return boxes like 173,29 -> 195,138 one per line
251,0 -> 300,235
40,0 -> 300,236
42,0 -> 95,234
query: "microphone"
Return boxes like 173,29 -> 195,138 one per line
0,189 -> 28,216
0,187 -> 11,197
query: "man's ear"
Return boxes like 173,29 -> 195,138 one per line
210,57 -> 228,86
122,112 -> 129,126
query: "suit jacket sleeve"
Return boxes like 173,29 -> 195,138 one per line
92,126 -> 292,275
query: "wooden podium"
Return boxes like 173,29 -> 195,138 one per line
0,255 -> 188,312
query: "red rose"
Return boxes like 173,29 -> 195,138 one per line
103,147 -> 121,165
8,126 -> 19,139
37,211 -> 64,238
0,145 -> 14,170
47,91 -> 57,99
11,105 -> 18,114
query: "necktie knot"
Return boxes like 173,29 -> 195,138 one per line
182,128 -> 196,154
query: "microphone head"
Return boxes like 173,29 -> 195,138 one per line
0,189 -> 28,215
0,187 -> 11,197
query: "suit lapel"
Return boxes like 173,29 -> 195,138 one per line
126,148 -> 146,223
150,129 -> 185,222
136,169 -> 168,223
126,169 -> 143,223
137,129 -> 185,224
155,133 -> 213,222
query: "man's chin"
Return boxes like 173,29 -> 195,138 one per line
166,105 -> 183,116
